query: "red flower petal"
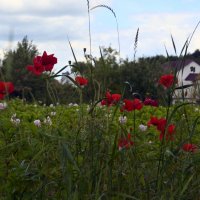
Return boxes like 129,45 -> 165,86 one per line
182,143 -> 198,153
102,91 -> 121,106
75,76 -> 88,86
0,82 -> 14,94
0,93 -> 5,99
159,74 -> 175,88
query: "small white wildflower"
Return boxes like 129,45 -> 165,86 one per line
118,116 -> 127,124
73,103 -> 78,107
76,109 -> 79,112
11,113 -> 17,118
44,116 -> 52,126
34,119 -> 41,127
68,103 -> 73,107
139,124 -> 147,132
148,140 -> 153,144
43,104 -> 46,107
195,108 -> 199,112
105,113 -> 111,118
14,118 -> 21,125
50,112 -> 56,116
87,105 -> 90,112
11,118 -> 21,125
0,102 -> 7,110
118,146 -> 123,151
56,102 -> 59,106
34,104 -> 37,107
97,102 -> 102,107
49,104 -> 54,108
10,113 -> 20,126
10,118 -> 14,123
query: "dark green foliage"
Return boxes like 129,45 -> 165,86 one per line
2,37 -> 200,105
1,37 -> 80,104
1,36 -> 47,101
1,100 -> 200,199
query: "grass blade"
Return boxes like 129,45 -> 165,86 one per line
90,4 -> 120,57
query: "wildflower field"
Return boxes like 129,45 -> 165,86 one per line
1,2 -> 200,200
1,70 -> 200,199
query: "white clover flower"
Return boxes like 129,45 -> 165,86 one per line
0,102 -> 7,110
97,102 -> 102,107
87,105 -> 90,112
11,118 -> 21,126
11,113 -> 17,118
118,146 -> 123,151
139,124 -> 147,132
105,113 -> 112,118
14,118 -> 21,125
118,116 -> 127,124
50,112 -> 56,116
34,119 -> 41,127
10,113 -> 20,126
49,104 -> 54,108
44,116 -> 52,126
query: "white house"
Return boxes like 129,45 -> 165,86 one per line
163,59 -> 200,102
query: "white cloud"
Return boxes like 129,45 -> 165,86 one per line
1,0 -> 200,75
0,0 -> 113,16
126,12 -> 200,57
0,0 -> 113,63
0,0 -> 85,16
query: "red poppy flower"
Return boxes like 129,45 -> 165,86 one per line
1,82 -> 14,94
159,124 -> 176,141
118,133 -> 134,150
159,74 -> 175,88
148,116 -> 176,141
182,143 -> 198,153
27,56 -> 45,76
27,51 -> 57,75
132,98 -> 143,110
147,116 -> 160,127
101,91 -> 121,106
0,81 -> 14,99
0,93 -> 5,100
41,51 -> 57,71
168,124 -> 176,134
157,118 -> 167,133
121,98 -> 143,112
75,76 -> 88,86
121,99 -> 133,111
112,93 -> 121,102
148,116 -> 167,132
144,98 -> 158,107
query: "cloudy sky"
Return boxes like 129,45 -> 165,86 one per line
1,0 -> 200,72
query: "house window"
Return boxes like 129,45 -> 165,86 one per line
190,66 -> 195,72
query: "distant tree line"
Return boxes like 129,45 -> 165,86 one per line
1,36 -> 200,105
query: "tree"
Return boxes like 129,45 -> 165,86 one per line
2,36 -> 49,102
